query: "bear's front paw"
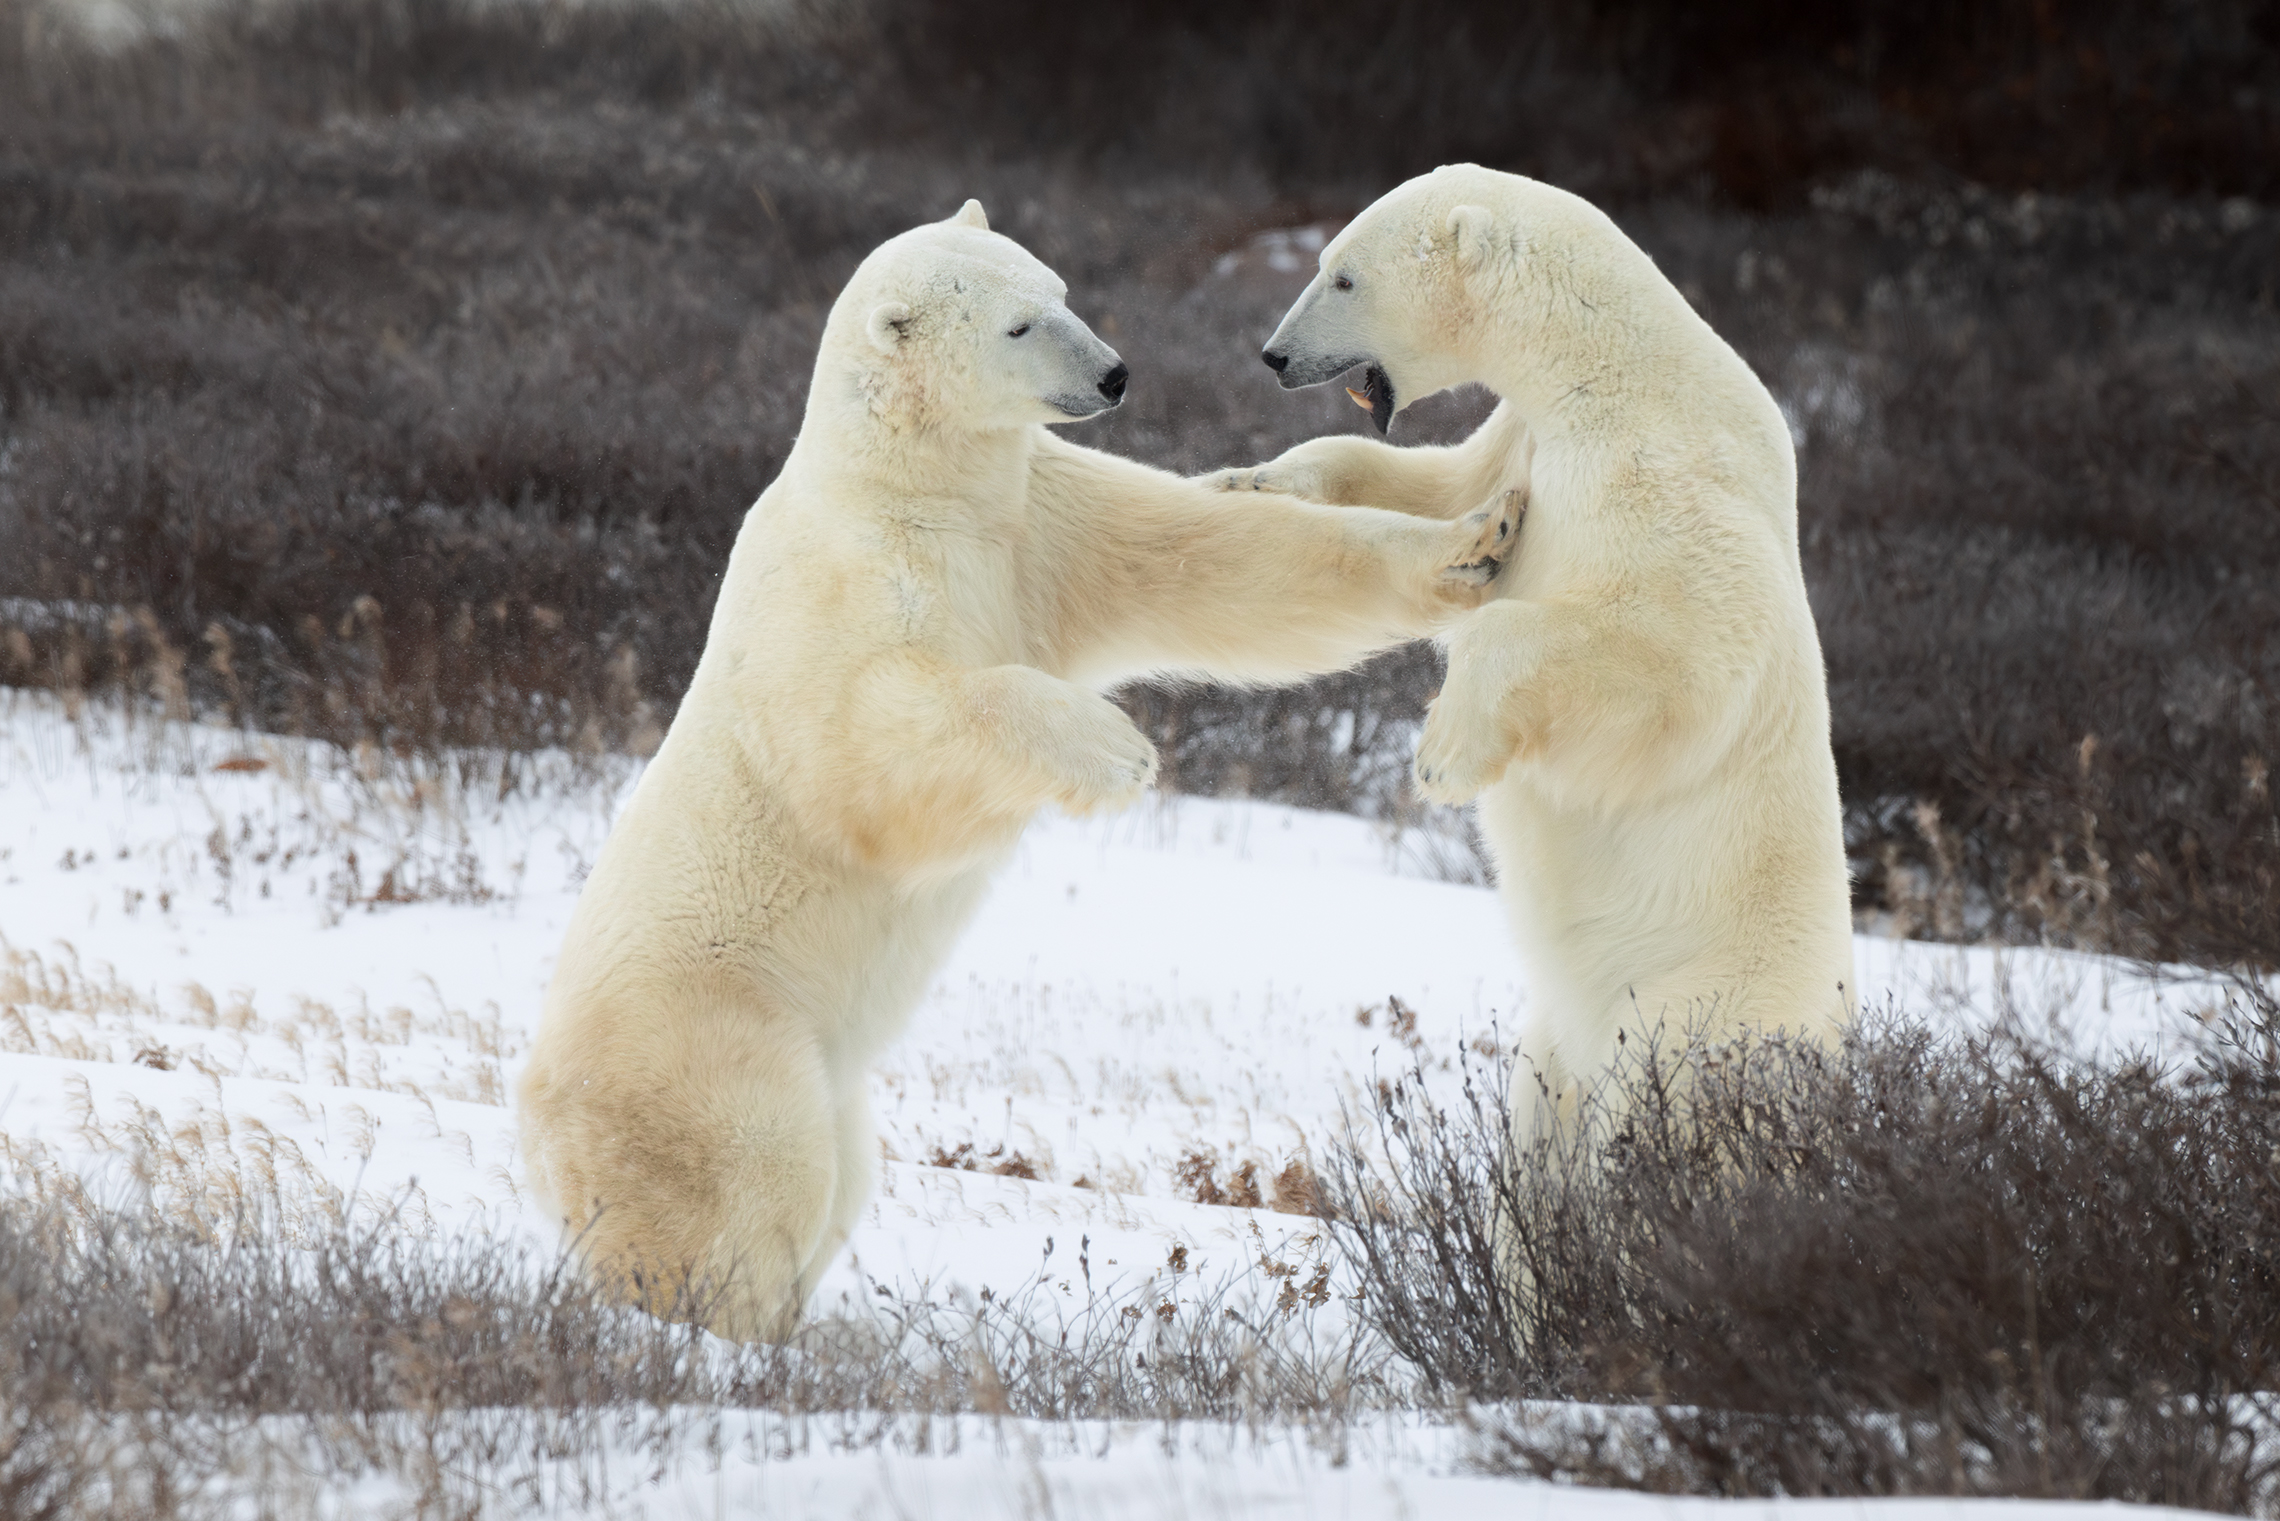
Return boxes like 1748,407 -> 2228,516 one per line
1413,685 -> 1517,806
1205,459 -> 1328,501
1439,488 -> 1525,590
1047,699 -> 1160,816
1208,467 -> 1272,493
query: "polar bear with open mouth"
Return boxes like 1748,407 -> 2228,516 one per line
518,199 -> 1519,1341
1219,164 -> 1856,1136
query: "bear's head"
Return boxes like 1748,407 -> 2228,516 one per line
823,200 -> 1128,432
1259,164 -> 1629,433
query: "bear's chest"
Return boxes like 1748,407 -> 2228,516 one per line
887,535 -> 1037,667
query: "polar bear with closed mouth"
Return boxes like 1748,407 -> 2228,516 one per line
517,199 -> 1518,1342
1220,164 -> 1856,1136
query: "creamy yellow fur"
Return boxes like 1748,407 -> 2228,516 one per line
517,203 -> 1516,1341
1218,165 -> 1856,1135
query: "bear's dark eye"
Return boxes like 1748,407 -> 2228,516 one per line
1008,323 -> 1031,338
1332,274 -> 1354,292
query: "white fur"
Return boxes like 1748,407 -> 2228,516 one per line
517,204 -> 1520,1341
1220,165 -> 1857,1133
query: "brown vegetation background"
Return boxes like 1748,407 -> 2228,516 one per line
1,0 -> 2275,964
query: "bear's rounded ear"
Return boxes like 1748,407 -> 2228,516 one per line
865,300 -> 914,354
951,199 -> 989,230
1445,205 -> 1496,271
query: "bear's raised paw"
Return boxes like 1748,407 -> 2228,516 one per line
1044,695 -> 1161,817
1440,489 -> 1525,588
1206,460 -> 1328,501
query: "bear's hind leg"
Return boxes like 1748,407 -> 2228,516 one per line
780,1073 -> 882,1324
544,1007 -> 842,1344
687,1021 -> 848,1343
824,1076 -> 880,1280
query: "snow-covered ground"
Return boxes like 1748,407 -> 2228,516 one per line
0,693 -> 2238,1517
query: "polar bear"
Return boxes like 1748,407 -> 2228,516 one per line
1218,165 -> 1856,1137
517,200 -> 1518,1341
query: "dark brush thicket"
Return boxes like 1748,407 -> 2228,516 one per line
0,0 -> 2275,964
1328,995 -> 2280,1507
881,0 -> 2280,207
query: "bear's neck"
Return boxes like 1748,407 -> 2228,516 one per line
1477,324 -> 1662,437
1473,280 -> 1739,447
794,406 -> 1040,526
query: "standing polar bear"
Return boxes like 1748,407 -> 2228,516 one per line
1222,164 -> 1856,1134
518,200 -> 1518,1341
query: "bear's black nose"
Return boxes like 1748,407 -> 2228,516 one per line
1098,362 -> 1129,404
1261,348 -> 1290,373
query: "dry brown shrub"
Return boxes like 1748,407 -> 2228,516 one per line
1326,991 -> 2280,1507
